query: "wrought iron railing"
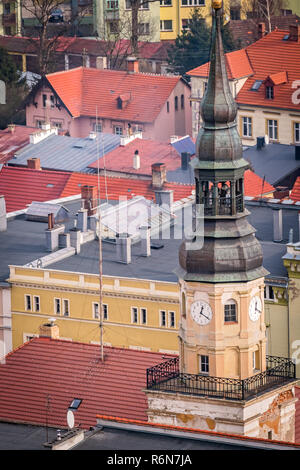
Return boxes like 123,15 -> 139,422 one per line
146,355 -> 296,401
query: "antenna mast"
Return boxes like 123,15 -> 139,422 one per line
96,107 -> 104,362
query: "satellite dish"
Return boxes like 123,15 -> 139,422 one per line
67,409 -> 75,429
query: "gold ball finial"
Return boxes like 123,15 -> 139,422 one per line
212,0 -> 222,9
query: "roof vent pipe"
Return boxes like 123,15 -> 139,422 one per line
273,208 -> 283,242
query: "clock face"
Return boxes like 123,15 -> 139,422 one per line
249,296 -> 262,322
191,300 -> 212,325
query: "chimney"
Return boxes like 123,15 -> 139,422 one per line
133,150 -> 140,170
45,214 -> 65,252
155,189 -> 174,213
81,185 -> 98,216
273,208 -> 283,242
127,57 -> 139,73
39,318 -> 59,339
96,56 -> 107,69
258,22 -> 266,39
77,208 -> 88,232
116,233 -> 131,264
289,25 -> 300,42
256,136 -> 265,150
7,124 -> 15,134
27,157 -> 41,170
181,152 -> 190,170
152,163 -> 167,189
0,195 -> 7,232
139,225 -> 151,257
295,144 -> 300,161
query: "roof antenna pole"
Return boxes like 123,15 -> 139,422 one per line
96,106 -> 104,362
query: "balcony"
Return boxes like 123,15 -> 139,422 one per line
3,13 -> 16,25
146,355 -> 296,401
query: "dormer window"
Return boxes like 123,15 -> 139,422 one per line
266,86 -> 274,99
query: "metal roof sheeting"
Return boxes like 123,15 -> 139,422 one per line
11,132 -> 121,172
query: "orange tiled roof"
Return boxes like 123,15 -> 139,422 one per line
290,176 -> 300,202
46,67 -> 182,123
0,125 -> 36,165
244,169 -> 274,197
188,29 -> 300,112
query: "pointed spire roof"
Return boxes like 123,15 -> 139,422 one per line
192,4 -> 248,171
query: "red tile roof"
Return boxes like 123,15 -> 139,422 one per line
61,172 -> 194,202
0,337 -> 174,429
89,138 -> 182,175
0,125 -> 36,165
188,29 -> 300,112
0,166 -> 70,213
46,67 -> 182,123
188,48 -> 253,80
244,169 -> 274,197
290,176 -> 300,202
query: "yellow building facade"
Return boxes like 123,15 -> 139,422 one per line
8,265 -> 180,354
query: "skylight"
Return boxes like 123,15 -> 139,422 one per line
69,398 -> 82,410
251,80 -> 263,91
283,34 -> 290,41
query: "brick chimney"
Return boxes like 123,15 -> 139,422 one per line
127,57 -> 139,73
258,23 -> 266,39
7,124 -> 15,134
151,163 -> 166,189
81,185 -> 98,216
39,319 -> 59,339
27,157 -> 41,170
289,25 -> 300,42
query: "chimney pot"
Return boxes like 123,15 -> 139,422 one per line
258,22 -> 266,38
81,185 -> 98,216
39,321 -> 59,339
151,163 -> 167,189
127,57 -> 139,73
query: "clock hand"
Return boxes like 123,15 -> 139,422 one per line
200,312 -> 209,320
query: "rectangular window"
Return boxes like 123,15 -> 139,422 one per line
93,123 -> 102,132
25,295 -> 31,311
242,116 -> 252,137
114,125 -> 123,135
264,285 -> 275,301
266,86 -> 274,100
224,303 -> 237,322
294,122 -> 300,143
182,18 -> 192,30
131,307 -> 138,324
253,350 -> 260,371
181,0 -> 205,5
181,94 -> 184,109
200,355 -> 209,374
141,308 -> 147,325
93,302 -> 99,319
160,310 -> 166,327
50,95 -> 55,108
103,304 -> 108,320
33,296 -> 40,312
36,120 -> 45,129
267,119 -> 278,140
138,23 -> 150,35
174,96 -> 178,111
63,299 -> 70,317
160,0 -> 172,5
54,298 -> 61,315
168,311 -> 175,328
160,20 -> 173,31
42,94 -> 47,108
107,0 -> 119,9
167,101 -> 170,113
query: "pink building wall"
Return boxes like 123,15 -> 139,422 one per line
26,81 -> 192,142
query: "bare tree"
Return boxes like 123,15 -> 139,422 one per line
125,0 -> 159,55
242,0 -> 288,32
22,0 -> 92,76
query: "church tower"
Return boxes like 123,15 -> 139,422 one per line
146,1 -> 298,441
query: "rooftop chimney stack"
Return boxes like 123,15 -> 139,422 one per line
127,57 -> 139,73
258,22 -> 266,39
0,195 -> 7,232
133,150 -> 140,170
116,233 -> 131,264
96,56 -> 107,69
39,319 -> 59,339
48,212 -> 54,230
151,163 -> 167,189
289,25 -> 300,42
81,185 -> 98,216
8,124 -> 15,134
139,225 -> 151,257
27,157 -> 41,170
273,208 -> 283,242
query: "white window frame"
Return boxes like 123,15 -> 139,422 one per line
63,299 -> 70,317
140,308 -> 147,325
33,295 -> 40,313
224,300 -> 237,323
264,285 -> 275,301
93,302 -> 100,319
268,119 -> 278,140
168,311 -> 175,328
25,294 -> 32,311
294,122 -> 300,143
113,125 -> 123,136
138,22 -> 150,35
181,0 -> 205,6
93,122 -> 102,133
160,20 -> 173,31
160,310 -> 166,327
160,0 -> 172,5
242,116 -> 252,138
131,306 -> 138,324
199,355 -> 209,375
54,297 -> 61,315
